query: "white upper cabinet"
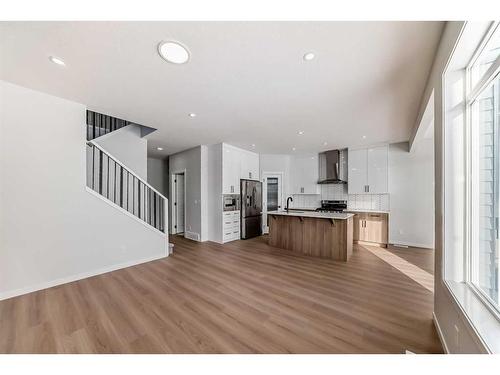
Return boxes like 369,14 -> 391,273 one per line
222,144 -> 259,194
348,145 -> 388,194
290,154 -> 320,194
366,146 -> 388,194
347,149 -> 368,194
222,144 -> 240,194
240,151 -> 260,181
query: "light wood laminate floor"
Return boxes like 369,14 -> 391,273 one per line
0,235 -> 442,353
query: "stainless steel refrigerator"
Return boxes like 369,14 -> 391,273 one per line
240,179 -> 262,239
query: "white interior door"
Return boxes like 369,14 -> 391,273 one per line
174,174 -> 185,234
262,173 -> 283,234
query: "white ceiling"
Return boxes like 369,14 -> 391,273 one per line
0,21 -> 443,157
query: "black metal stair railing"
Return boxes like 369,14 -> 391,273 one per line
86,141 -> 166,233
86,110 -> 130,141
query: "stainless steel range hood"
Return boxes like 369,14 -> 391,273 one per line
318,149 -> 348,184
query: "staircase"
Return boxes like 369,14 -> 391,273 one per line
85,110 -> 167,234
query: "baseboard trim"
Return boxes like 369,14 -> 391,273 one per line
433,312 -> 450,354
390,241 -> 434,249
354,240 -> 387,248
0,253 -> 167,302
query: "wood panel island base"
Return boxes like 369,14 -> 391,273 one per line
267,211 -> 354,261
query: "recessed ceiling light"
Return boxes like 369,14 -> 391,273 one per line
323,142 -> 328,146
157,147 -> 163,151
158,41 -> 190,64
49,56 -> 65,66
292,147 -> 296,151
188,113 -> 196,118
251,144 -> 256,147
303,52 -> 315,61
362,135 -> 367,139
298,131 -> 304,135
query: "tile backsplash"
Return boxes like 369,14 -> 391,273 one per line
347,193 -> 390,211
290,184 -> 390,211
289,194 -> 321,209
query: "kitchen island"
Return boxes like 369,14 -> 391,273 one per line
267,211 -> 354,261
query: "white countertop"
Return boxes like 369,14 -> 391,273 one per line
285,207 -> 319,212
287,208 -> 390,214
345,209 -> 390,214
268,210 -> 354,220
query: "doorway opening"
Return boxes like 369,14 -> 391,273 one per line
171,172 -> 186,235
262,172 -> 283,234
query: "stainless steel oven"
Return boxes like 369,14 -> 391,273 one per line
223,194 -> 240,211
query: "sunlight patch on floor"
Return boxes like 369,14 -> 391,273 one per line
362,246 -> 434,292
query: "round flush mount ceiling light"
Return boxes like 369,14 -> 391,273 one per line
303,52 -> 315,61
49,56 -> 65,66
158,41 -> 190,64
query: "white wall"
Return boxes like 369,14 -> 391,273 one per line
200,145 -> 209,242
169,146 -> 204,241
147,157 -> 168,196
0,81 -> 167,300
94,124 -> 147,180
207,144 -> 223,243
389,140 -> 435,248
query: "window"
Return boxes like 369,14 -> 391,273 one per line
468,23 -> 500,312
470,26 -> 500,89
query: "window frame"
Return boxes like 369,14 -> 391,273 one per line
465,21 -> 500,320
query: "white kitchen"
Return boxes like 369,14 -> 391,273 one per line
160,123 -> 435,256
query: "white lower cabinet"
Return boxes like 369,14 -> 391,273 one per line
222,210 -> 240,243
